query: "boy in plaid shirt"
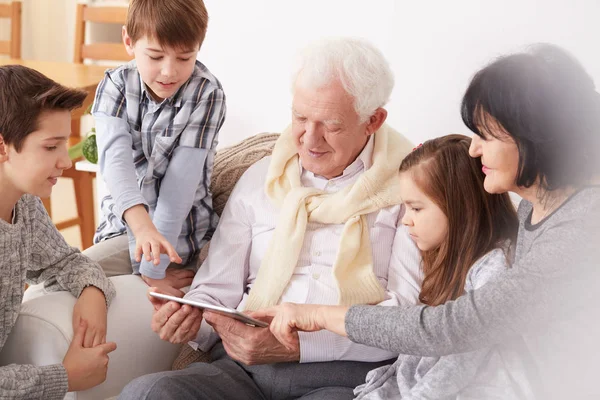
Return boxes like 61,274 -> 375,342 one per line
85,0 -> 226,296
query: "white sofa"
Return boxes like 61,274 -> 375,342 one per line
0,275 -> 181,400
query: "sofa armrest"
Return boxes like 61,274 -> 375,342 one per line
0,275 -> 180,400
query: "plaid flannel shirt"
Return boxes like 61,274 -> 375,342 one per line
92,60 -> 226,269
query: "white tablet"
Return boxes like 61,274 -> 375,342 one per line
149,292 -> 269,328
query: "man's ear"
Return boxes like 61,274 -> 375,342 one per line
122,26 -> 135,57
365,108 -> 388,136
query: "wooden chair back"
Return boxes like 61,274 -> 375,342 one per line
73,3 -> 130,64
0,1 -> 21,58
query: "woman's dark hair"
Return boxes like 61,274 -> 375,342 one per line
461,44 -> 600,193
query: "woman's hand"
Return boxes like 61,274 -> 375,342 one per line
251,303 -> 349,350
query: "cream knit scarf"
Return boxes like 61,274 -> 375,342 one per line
244,124 -> 413,311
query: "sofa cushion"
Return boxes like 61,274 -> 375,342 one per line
210,133 -> 279,217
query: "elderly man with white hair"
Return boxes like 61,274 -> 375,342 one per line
119,37 -> 421,400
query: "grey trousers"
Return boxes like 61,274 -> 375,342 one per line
83,234 -> 200,277
83,234 -> 134,277
118,343 -> 394,400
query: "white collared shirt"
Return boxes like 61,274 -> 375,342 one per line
186,136 -> 423,362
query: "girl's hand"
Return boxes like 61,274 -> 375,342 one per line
251,303 -> 348,350
72,286 -> 108,348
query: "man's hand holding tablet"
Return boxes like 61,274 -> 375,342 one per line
149,291 -> 269,328
147,288 -> 204,344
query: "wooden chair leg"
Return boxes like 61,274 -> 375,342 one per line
72,171 -> 96,249
71,118 -> 81,138
41,197 -> 52,219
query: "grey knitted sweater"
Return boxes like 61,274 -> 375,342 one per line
347,186 -> 600,399
0,195 -> 116,400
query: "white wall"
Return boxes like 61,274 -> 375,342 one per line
4,0 -> 599,148
198,0 -> 600,148
22,0 -> 76,61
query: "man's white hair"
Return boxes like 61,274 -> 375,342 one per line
291,37 -> 394,122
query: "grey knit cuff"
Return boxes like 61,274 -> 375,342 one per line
40,364 -> 69,400
345,305 -> 371,344
76,272 -> 117,308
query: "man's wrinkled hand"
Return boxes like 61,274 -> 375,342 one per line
204,311 -> 300,365
147,287 -> 202,344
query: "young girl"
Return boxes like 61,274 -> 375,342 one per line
354,134 -> 524,399
261,134 -> 524,399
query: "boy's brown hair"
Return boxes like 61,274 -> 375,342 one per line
126,0 -> 209,51
0,65 -> 86,152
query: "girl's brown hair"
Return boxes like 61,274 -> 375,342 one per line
400,134 -> 518,306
